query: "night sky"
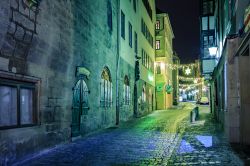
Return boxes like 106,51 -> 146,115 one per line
155,0 -> 200,64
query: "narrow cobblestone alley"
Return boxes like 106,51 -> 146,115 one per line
13,103 -> 244,166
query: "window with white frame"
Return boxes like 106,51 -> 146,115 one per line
156,40 -> 160,50
142,86 -> 146,102
156,20 -> 160,30
123,76 -> 131,105
100,67 -> 112,108
0,78 -> 38,129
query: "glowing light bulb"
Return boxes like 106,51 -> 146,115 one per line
185,67 -> 191,75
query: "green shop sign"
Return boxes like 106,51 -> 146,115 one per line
156,83 -> 164,92
166,85 -> 173,94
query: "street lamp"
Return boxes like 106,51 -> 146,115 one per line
208,46 -> 218,56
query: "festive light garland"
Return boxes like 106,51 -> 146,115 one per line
178,76 -> 202,82
179,82 -> 203,88
165,63 -> 198,70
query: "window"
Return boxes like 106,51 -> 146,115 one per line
129,22 -> 132,47
123,76 -> 131,105
142,50 -> 145,66
141,19 -> 154,48
209,16 -> 215,30
142,86 -> 146,102
156,20 -> 160,30
202,17 -> 208,30
0,79 -> 37,129
156,63 -> 161,74
203,36 -> 208,48
142,0 -> 152,20
202,0 -> 214,15
134,32 -> 138,54
133,0 -> 136,12
141,49 -> 153,71
121,10 -> 125,39
100,67 -> 112,108
107,0 -> 112,32
208,35 -> 214,45
156,40 -> 160,50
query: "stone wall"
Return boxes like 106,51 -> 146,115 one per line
0,0 -> 119,164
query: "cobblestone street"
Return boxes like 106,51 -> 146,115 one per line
14,103 -> 244,166
168,105 -> 244,166
14,103 -> 192,166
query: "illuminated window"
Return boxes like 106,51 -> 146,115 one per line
0,78 -> 38,129
100,67 -> 112,108
156,20 -> 160,30
209,16 -> 215,30
142,86 -> 146,102
156,40 -> 160,50
202,17 -> 208,30
123,76 -> 131,105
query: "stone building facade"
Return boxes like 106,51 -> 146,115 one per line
0,0 -> 159,164
0,0 -> 120,164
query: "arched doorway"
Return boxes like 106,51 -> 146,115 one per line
71,79 -> 89,137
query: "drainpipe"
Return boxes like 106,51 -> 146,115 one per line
116,0 -> 121,125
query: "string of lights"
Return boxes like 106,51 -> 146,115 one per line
179,82 -> 203,88
179,76 -> 201,81
165,63 -> 198,70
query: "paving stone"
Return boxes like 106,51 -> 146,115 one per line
13,104 -> 245,166
168,105 -> 244,166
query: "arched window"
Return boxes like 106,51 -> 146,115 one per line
100,67 -> 112,108
123,76 -> 131,105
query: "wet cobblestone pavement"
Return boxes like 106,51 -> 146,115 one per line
15,104 -> 193,166
168,105 -> 244,166
14,104 -> 245,166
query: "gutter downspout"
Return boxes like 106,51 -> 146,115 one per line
116,0 -> 121,125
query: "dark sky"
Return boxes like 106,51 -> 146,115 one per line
155,0 -> 200,64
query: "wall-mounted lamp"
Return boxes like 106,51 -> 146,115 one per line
208,46 -> 218,56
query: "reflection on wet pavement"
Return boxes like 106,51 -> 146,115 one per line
195,135 -> 213,148
168,105 -> 244,166
177,139 -> 195,154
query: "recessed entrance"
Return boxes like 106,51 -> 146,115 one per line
71,79 -> 89,137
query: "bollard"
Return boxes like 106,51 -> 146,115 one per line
196,107 -> 199,119
190,111 -> 193,122
192,110 -> 196,122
